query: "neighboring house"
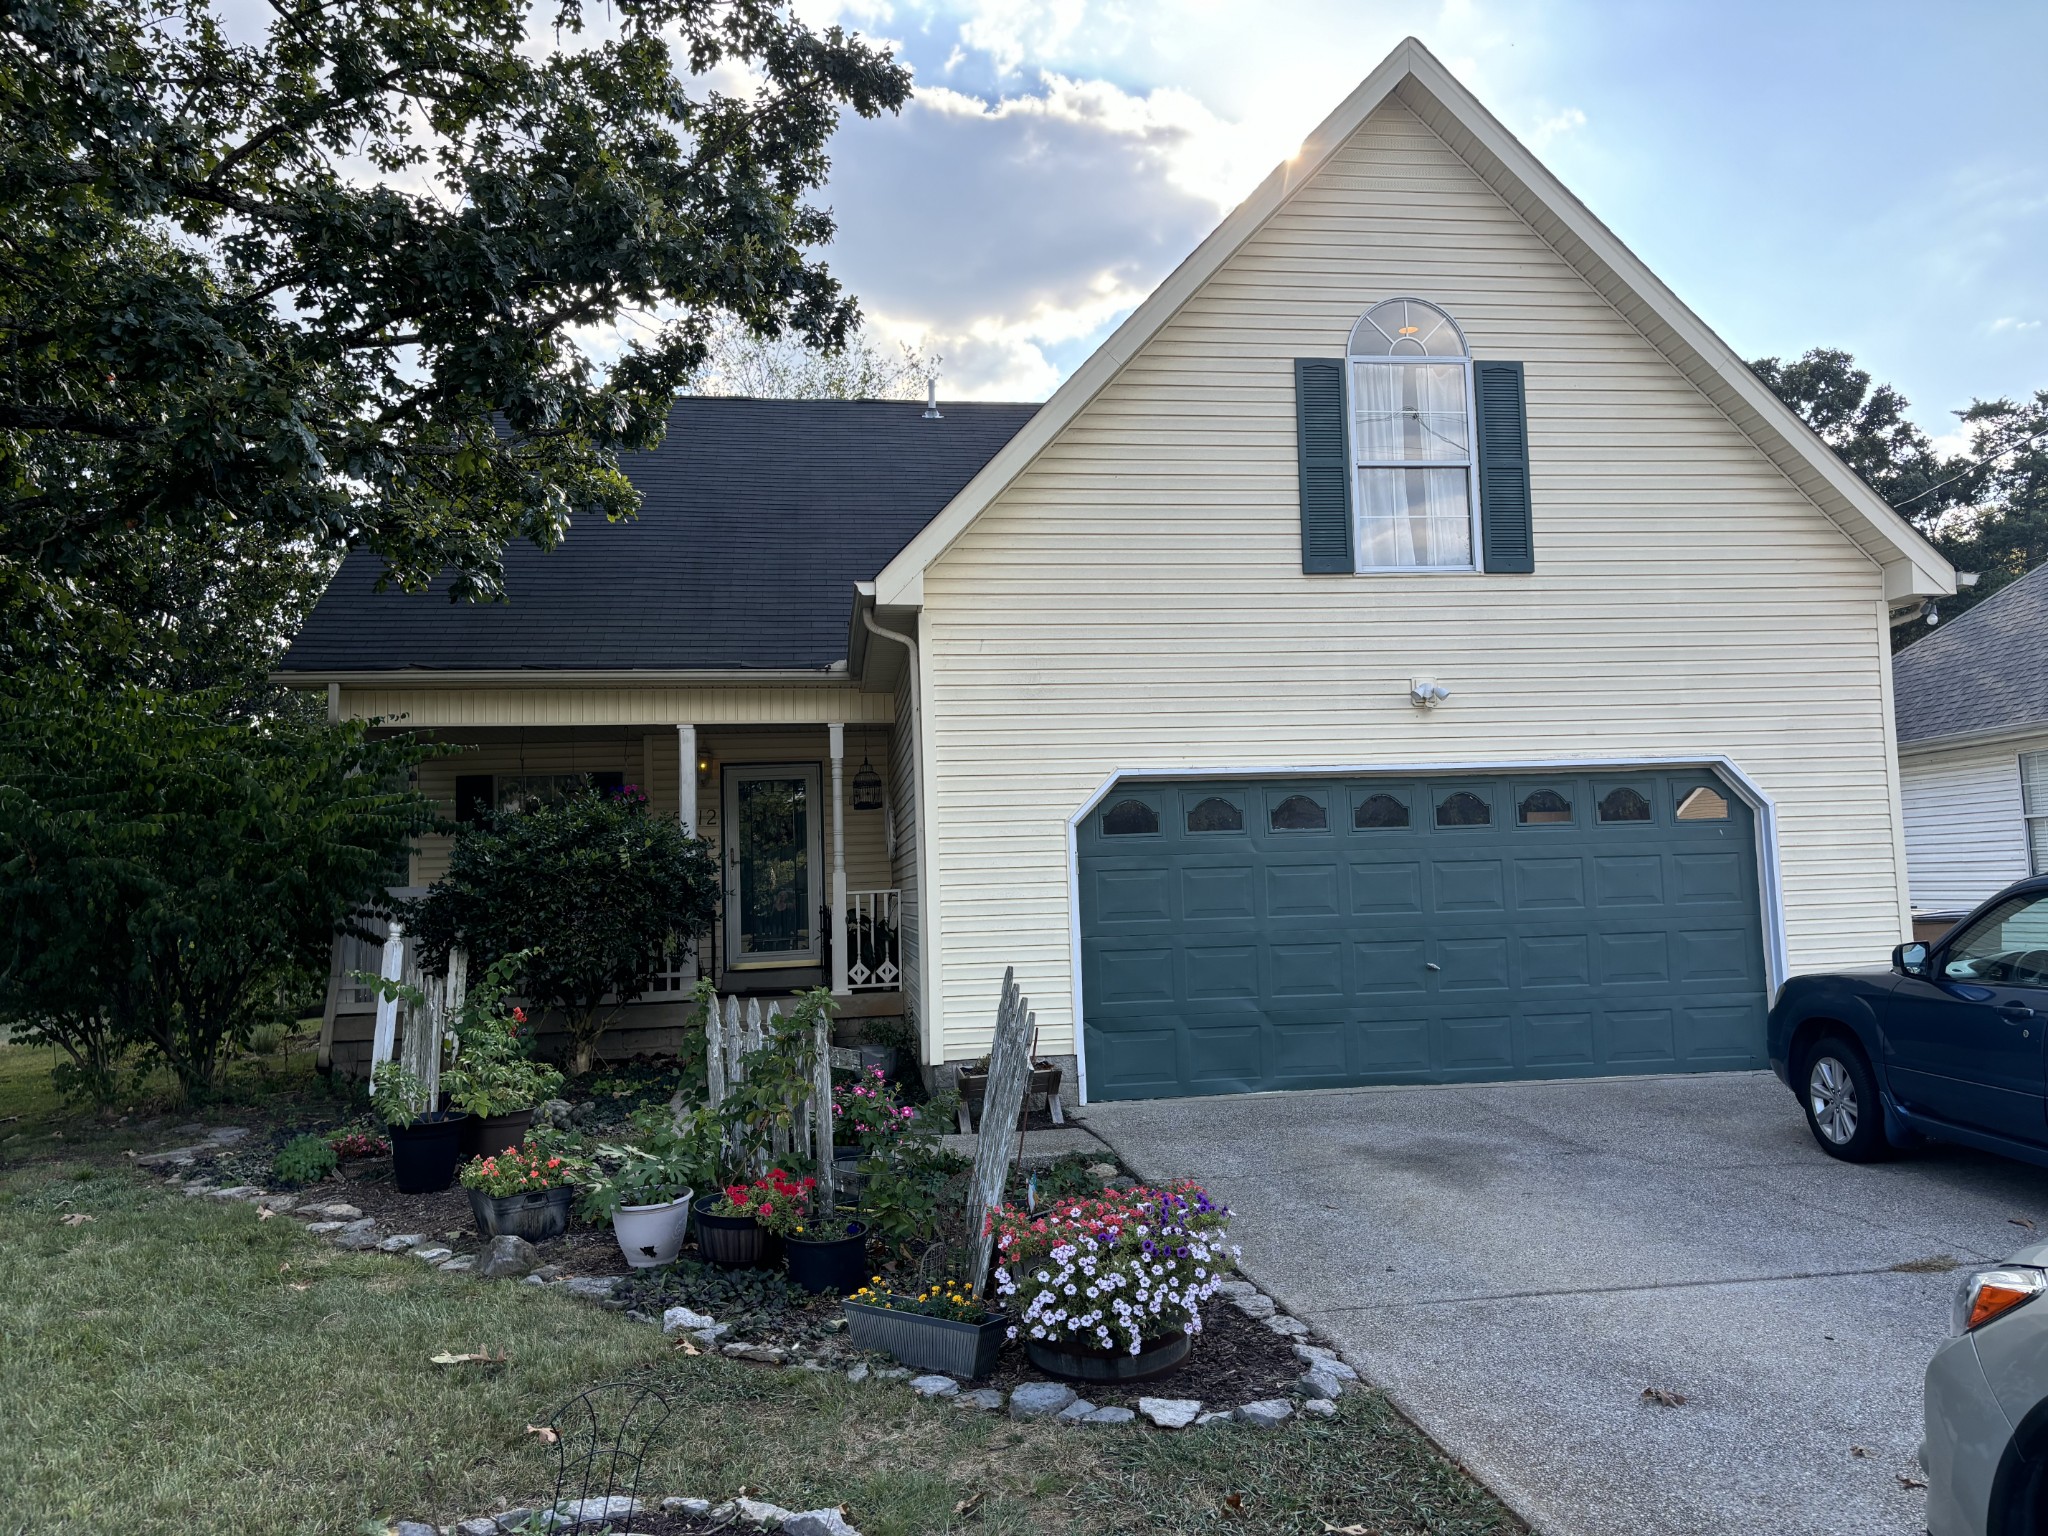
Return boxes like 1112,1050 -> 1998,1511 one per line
1894,564 -> 2048,940
280,38 -> 1954,1101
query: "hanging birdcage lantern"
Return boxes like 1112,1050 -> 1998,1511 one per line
851,756 -> 885,812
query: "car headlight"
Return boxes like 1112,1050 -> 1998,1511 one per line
1953,1267 -> 2048,1335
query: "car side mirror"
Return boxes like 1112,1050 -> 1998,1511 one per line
1894,942 -> 1930,978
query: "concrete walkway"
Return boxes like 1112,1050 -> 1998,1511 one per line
1078,1071 -> 2048,1536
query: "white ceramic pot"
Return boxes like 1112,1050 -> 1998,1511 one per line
611,1191 -> 693,1268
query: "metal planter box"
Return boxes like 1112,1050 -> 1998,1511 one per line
842,1298 -> 1009,1379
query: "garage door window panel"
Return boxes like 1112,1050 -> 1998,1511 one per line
1675,786 -> 1731,822
1517,788 -> 1574,826
1186,795 -> 1246,834
1102,798 -> 1161,836
1269,793 -> 1329,832
1435,790 -> 1493,827
1597,785 -> 1655,824
1353,791 -> 1412,830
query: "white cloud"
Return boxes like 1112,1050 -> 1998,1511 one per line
1528,106 -> 1587,148
1990,316 -> 2042,333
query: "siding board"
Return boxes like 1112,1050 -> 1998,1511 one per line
918,97 -> 1904,1064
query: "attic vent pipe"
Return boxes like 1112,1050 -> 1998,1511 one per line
923,375 -> 942,420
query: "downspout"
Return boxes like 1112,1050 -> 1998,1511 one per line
859,608 -> 936,1069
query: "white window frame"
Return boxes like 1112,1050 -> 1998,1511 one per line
2022,751 -> 2048,877
1344,299 -> 1484,575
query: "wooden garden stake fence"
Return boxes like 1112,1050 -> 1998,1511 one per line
700,994 -> 835,1213
366,926 -> 467,1104
965,966 -> 1034,1287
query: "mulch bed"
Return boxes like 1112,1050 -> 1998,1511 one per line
978,1299 -> 1305,1406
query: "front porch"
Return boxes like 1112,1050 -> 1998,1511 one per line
319,683 -> 917,1075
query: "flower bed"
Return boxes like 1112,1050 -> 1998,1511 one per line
989,1182 -> 1235,1361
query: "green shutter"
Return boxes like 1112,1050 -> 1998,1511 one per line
1294,358 -> 1353,574
1474,360 -> 1534,574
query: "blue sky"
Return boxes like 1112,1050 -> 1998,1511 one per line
804,1 -> 2048,448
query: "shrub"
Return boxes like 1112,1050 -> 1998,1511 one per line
273,1134 -> 339,1187
990,1183 -> 1237,1356
409,788 -> 717,1075
442,954 -> 563,1116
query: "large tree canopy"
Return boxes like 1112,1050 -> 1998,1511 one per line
0,0 -> 911,675
1752,348 -> 2047,640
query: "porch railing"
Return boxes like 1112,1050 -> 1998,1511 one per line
845,889 -> 901,992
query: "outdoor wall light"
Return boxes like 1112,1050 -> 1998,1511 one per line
851,756 -> 885,811
1410,679 -> 1452,710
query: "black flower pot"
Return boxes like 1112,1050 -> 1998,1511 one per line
1025,1327 -> 1190,1383
691,1197 -> 780,1268
461,1108 -> 535,1160
784,1220 -> 870,1295
387,1113 -> 469,1194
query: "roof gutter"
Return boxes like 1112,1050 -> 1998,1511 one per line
274,665 -> 852,688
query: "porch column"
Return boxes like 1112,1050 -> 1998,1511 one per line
829,721 -> 848,995
676,724 -> 697,836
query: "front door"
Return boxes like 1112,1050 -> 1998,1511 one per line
722,763 -> 823,970
1884,888 -> 2048,1141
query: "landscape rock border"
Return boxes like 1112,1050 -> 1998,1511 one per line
146,1130 -> 1363,1436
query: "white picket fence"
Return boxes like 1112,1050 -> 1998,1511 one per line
703,995 -> 837,1212
364,923 -> 468,1106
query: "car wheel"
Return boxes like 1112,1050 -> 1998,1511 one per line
1802,1036 -> 1889,1162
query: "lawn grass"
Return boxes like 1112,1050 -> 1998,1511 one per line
0,1042 -> 1522,1536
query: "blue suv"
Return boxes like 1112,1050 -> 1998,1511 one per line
1770,875 -> 2048,1164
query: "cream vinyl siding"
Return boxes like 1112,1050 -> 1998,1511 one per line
1900,736 -> 2047,911
916,97 -> 1904,1063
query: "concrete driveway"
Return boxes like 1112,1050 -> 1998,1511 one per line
1076,1071 -> 2048,1536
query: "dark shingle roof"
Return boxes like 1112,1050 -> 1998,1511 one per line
278,397 -> 1038,674
1894,564 -> 2048,745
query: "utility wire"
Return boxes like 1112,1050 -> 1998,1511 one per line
1888,426 -> 2048,511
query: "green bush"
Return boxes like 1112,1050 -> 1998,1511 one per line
273,1134 -> 339,1187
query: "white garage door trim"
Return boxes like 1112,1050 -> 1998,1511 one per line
1063,755 -> 1786,1106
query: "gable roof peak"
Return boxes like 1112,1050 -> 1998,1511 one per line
873,35 -> 1953,607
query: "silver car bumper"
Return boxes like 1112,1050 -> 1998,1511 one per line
1925,1330 -> 2013,1536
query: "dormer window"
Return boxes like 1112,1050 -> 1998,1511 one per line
1347,299 -> 1479,571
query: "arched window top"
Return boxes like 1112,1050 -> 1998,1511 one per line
1354,793 -> 1410,830
1435,790 -> 1491,828
1349,298 -> 1468,359
1598,787 -> 1652,824
1518,789 -> 1572,826
1269,794 -> 1328,832
1102,798 -> 1159,836
1186,796 -> 1244,834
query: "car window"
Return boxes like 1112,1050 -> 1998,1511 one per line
1943,892 -> 2048,987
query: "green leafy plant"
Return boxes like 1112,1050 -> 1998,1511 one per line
442,952 -> 563,1117
409,790 -> 717,1075
714,987 -> 834,1178
846,1280 -> 992,1324
0,679 -> 438,1100
577,1106 -> 719,1222
370,1061 -> 433,1129
273,1134 -> 339,1187
327,1131 -> 389,1161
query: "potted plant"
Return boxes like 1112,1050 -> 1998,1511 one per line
458,1139 -> 576,1240
373,1061 -> 470,1194
694,1170 -> 809,1269
956,1054 -> 1064,1130
775,1175 -> 871,1296
989,1182 -> 1235,1383
579,1108 -> 715,1268
842,1281 -> 1009,1378
444,954 -> 564,1158
831,1065 -> 921,1202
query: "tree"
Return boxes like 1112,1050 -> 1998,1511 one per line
688,315 -> 934,400
409,788 -> 719,1075
0,678 -> 438,1098
0,0 -> 912,674
1751,349 -> 2047,640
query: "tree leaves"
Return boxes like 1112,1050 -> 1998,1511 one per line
0,0 -> 912,672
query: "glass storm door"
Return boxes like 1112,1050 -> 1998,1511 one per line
723,764 -> 822,968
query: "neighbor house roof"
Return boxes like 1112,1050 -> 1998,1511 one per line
1893,565 -> 2048,748
873,37 -> 1956,608
277,397 -> 1038,676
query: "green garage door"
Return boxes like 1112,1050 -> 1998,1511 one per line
1079,770 -> 1769,1101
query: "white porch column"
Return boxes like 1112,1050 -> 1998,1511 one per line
676,724 -> 698,836
829,721 -> 848,995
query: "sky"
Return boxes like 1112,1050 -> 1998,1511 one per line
792,0 -> 2048,451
